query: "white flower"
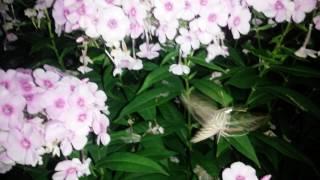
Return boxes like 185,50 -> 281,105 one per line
110,49 -> 143,76
136,42 -> 161,60
222,161 -> 258,180
189,18 -> 213,45
198,3 -> 229,33
206,43 -> 229,62
175,28 -> 200,57
294,47 -> 317,58
122,0 -> 147,24
97,6 -> 130,46
153,0 -> 183,22
156,20 -> 179,44
178,0 -> 200,21
169,63 -> 190,76
228,7 -> 251,39
24,8 -> 37,18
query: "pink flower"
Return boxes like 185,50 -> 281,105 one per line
178,0 -> 200,21
313,16 -> 320,30
292,0 -> 316,23
199,4 -> 229,33
0,69 -> 16,90
33,68 -> 60,89
222,161 -> 258,180
175,28 -> 200,57
5,122 -> 44,166
206,43 -> 229,62
137,42 -> 161,60
97,6 -> 129,46
156,20 -> 179,44
228,7 -> 251,39
92,114 -> 110,146
189,18 -> 214,45
169,63 -> 190,76
52,158 -> 91,180
153,0 -> 183,22
260,174 -> 272,180
44,86 -> 71,120
0,87 -> 26,130
0,149 -> 15,174
122,0 -> 147,24
263,0 -> 294,23
110,48 -> 143,76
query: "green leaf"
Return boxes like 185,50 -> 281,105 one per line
228,135 -> 260,167
123,173 -> 170,180
270,65 -> 320,78
259,86 -> 320,118
137,66 -> 171,94
189,56 -> 225,72
161,49 -> 179,65
115,87 -> 179,123
96,152 -> 169,176
226,68 -> 259,88
192,79 -> 233,106
138,106 -> 156,120
228,47 -> 245,67
216,137 -> 230,157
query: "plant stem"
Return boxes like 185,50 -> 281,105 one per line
45,9 -> 65,69
273,23 -> 291,54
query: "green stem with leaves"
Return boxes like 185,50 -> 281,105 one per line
45,9 -> 65,69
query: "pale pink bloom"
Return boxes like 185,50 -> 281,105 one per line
228,7 -> 251,39
69,84 -> 95,110
33,68 -> 60,89
122,0 -> 147,24
199,3 -> 229,28
6,33 -> 18,42
156,20 -> 179,44
93,0 -> 121,9
206,43 -> 229,62
92,114 -> 110,146
5,123 -> 44,166
260,174 -> 272,180
169,64 -> 190,76
263,0 -> 294,23
97,6 -> 129,46
44,86 -> 71,120
45,122 -> 68,156
178,0 -> 200,21
137,42 -> 161,60
77,65 -> 93,74
63,109 -> 92,136
313,16 -> 320,30
292,0 -> 316,23
0,69 -> 16,90
0,149 -> 15,174
14,71 -> 36,95
128,20 -> 144,39
110,49 -> 143,76
189,18 -> 213,45
52,158 -> 91,180
24,87 -> 45,114
245,1 -> 269,12
196,0 -> 219,12
0,87 -> 26,130
175,28 -> 200,57
153,0 -> 184,22
222,161 -> 258,180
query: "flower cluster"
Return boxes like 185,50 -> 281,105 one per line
222,161 -> 271,180
0,65 -> 110,179
46,0 -> 318,76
